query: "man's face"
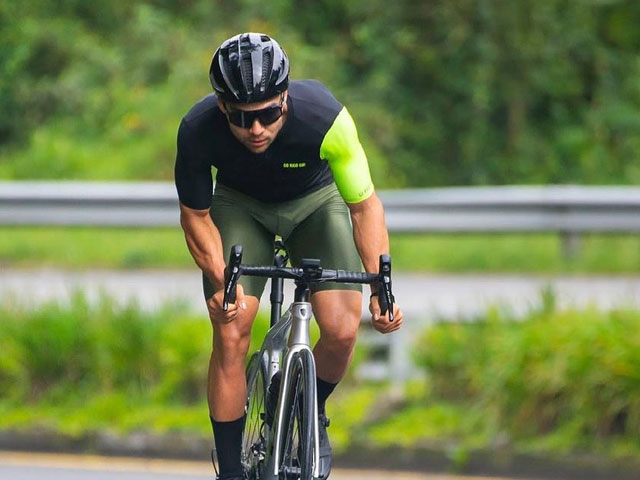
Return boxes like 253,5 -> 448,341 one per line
219,92 -> 288,154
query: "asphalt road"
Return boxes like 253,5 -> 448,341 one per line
0,452 -> 514,480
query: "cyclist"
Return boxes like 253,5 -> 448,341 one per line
175,32 -> 403,480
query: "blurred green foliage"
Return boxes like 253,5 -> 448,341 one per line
409,300 -> 640,456
3,1 -> 640,186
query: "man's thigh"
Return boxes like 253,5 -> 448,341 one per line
203,186 -> 275,300
284,189 -> 362,293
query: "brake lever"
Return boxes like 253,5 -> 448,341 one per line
223,244 -> 243,311
377,254 -> 395,322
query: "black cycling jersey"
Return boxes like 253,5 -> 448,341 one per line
176,80 -> 357,208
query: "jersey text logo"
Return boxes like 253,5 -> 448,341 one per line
282,162 -> 307,169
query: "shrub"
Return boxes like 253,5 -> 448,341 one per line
415,303 -> 640,446
0,294 -> 278,405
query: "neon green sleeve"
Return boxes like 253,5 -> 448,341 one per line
320,107 -> 374,203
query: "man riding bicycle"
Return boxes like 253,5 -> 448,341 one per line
174,32 -> 403,480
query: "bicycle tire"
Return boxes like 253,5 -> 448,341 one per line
278,349 -> 315,480
242,351 -> 269,480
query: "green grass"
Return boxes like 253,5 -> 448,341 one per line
0,394 -> 210,437
390,233 -> 640,273
0,385 -> 380,451
3,227 -> 640,272
0,227 -> 191,269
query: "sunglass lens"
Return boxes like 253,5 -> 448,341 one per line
227,106 -> 283,128
257,107 -> 283,126
228,111 -> 247,128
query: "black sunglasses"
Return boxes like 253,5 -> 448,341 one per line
225,100 -> 284,129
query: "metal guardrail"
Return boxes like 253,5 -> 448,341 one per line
3,181 -> 640,233
381,185 -> 640,233
0,182 -> 178,227
3,181 -> 640,384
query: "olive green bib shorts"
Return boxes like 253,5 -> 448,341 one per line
203,183 -> 363,299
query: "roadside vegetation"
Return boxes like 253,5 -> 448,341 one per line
2,294 -> 639,463
0,295 -> 263,436
3,227 -> 640,273
4,2 -> 640,188
384,295 -> 640,461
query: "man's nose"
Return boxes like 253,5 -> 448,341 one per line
249,118 -> 264,135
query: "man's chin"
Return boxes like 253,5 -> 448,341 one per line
245,141 -> 270,153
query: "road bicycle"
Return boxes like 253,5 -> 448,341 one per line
219,242 -> 395,480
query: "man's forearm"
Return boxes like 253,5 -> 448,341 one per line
348,193 -> 389,282
180,205 -> 226,291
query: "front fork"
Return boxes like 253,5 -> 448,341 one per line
264,302 -> 320,480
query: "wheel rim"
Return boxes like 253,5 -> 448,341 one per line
242,354 -> 267,479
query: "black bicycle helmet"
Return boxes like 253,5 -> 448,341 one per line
210,33 -> 290,104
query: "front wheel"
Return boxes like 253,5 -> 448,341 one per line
278,349 -> 316,480
242,351 -> 269,480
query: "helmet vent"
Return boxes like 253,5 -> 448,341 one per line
261,50 -> 272,92
241,56 -> 254,94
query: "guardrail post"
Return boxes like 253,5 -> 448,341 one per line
389,325 -> 410,393
560,232 -> 582,262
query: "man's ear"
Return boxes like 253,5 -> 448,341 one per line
218,99 -> 227,114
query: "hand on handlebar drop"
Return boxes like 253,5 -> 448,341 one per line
207,283 -> 247,325
369,296 -> 404,334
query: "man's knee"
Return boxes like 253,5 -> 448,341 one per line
215,326 -> 251,351
213,296 -> 259,345
212,314 -> 256,362
319,314 -> 360,353
312,289 -> 362,353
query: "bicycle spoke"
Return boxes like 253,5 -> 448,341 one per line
242,353 -> 268,479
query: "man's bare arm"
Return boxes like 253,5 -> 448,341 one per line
347,192 -> 403,333
179,202 -> 226,291
347,192 -> 389,282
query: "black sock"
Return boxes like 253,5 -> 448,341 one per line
210,414 -> 245,479
316,377 -> 338,415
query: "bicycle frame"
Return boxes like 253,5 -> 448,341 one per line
226,243 -> 394,480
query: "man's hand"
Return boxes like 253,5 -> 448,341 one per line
206,283 -> 247,325
369,295 -> 404,334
